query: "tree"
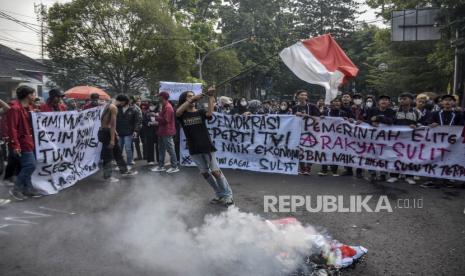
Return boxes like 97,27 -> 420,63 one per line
46,0 -> 195,94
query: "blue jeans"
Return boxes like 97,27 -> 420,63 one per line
191,152 -> 233,200
15,151 -> 36,193
158,136 -> 178,168
119,135 -> 134,164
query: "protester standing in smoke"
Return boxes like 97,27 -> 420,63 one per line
387,92 -> 422,185
98,98 -> 137,183
40,89 -> 67,112
176,87 -> 234,206
0,99 -> 12,205
151,92 -> 179,173
131,96 -> 144,161
6,86 -> 41,200
115,94 -> 141,166
364,95 -> 396,182
142,101 -> 159,166
318,97 -> 347,177
292,90 -> 320,175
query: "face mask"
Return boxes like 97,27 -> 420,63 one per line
240,100 -> 247,107
354,99 -> 362,105
366,102 -> 373,108
149,106 -> 156,111
280,105 -> 287,111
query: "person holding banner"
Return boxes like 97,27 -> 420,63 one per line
318,97 -> 347,177
364,95 -> 396,183
176,88 -> 234,207
6,86 -> 40,200
40,89 -> 67,112
387,92 -> 423,185
292,90 -> 320,175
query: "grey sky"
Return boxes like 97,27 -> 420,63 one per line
0,0 -> 382,59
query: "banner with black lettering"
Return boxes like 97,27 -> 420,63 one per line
180,113 -> 301,175
300,117 -> 465,180
31,106 -> 103,195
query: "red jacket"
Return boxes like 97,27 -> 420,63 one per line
40,102 -> 67,112
6,100 -> 34,152
156,102 -> 176,136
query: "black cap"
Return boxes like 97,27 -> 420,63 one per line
353,93 -> 363,99
440,94 -> 456,101
399,92 -> 414,99
378,94 -> 390,101
49,89 -> 64,98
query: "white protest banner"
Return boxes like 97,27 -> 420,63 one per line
300,117 -> 465,181
159,81 -> 202,101
31,106 -> 103,195
180,113 -> 301,175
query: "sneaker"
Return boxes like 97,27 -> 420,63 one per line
0,199 -> 11,207
105,177 -> 120,183
121,170 -> 138,176
318,171 -> 328,176
9,188 -> 26,201
166,167 -> 180,174
3,179 -> 14,187
129,161 -> 136,165
332,172 -> 339,177
356,172 -> 363,179
405,178 -> 416,185
378,174 -> 387,182
23,190 -> 43,198
209,198 -> 222,205
151,167 -> 166,172
387,177 -> 398,183
147,162 -> 155,166
220,197 -> 234,207
420,181 -> 438,189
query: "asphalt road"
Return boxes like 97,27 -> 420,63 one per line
0,163 -> 464,276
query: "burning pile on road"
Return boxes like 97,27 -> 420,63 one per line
266,217 -> 368,276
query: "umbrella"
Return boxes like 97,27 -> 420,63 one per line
64,86 -> 111,100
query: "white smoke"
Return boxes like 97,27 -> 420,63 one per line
104,175 -> 327,276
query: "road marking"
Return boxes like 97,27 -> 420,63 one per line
39,206 -> 77,215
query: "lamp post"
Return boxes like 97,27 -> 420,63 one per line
198,36 -> 254,81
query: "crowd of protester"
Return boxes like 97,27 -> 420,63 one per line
0,85 -> 464,204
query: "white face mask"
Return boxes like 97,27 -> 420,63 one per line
354,99 -> 362,105
280,105 -> 287,110
149,106 -> 156,111
240,100 -> 247,107
366,101 -> 373,108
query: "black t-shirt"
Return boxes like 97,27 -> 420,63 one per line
179,109 -> 216,155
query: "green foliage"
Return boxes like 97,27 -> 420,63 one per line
46,0 -> 194,94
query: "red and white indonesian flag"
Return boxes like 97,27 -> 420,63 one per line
279,34 -> 359,104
